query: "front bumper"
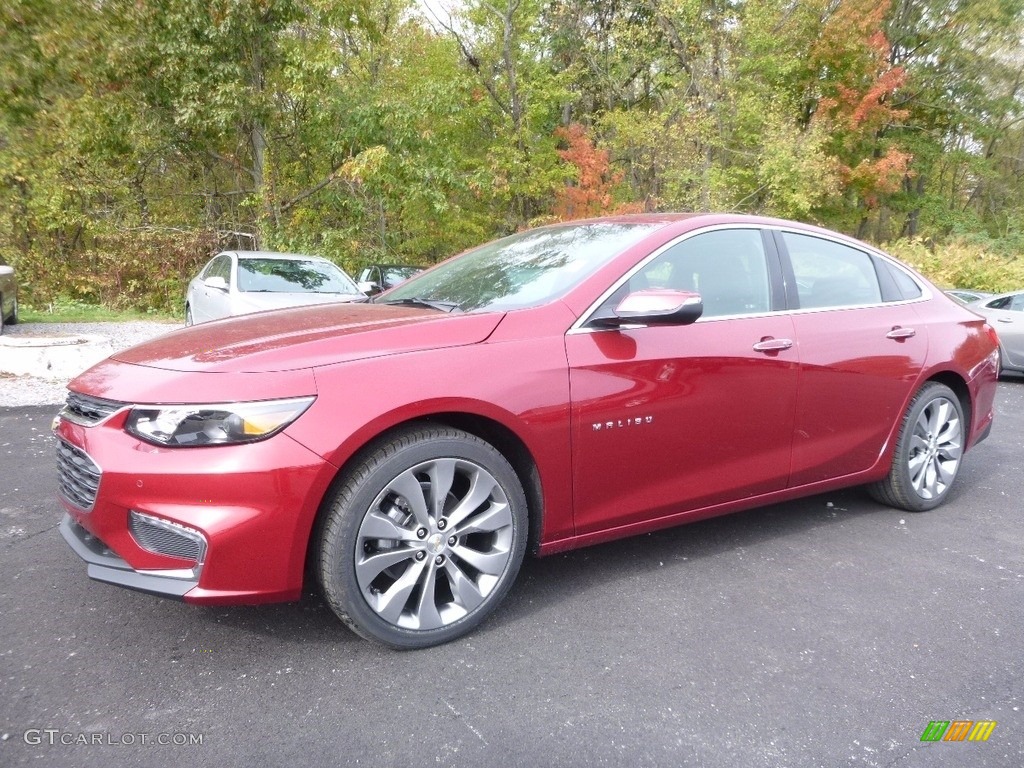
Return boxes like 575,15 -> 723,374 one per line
60,514 -> 197,598
56,408 -> 338,605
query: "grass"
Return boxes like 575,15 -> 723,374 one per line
19,300 -> 179,324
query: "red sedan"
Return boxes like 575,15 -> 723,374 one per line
56,214 -> 999,648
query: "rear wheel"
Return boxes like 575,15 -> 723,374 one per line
185,305 -> 193,326
868,382 -> 965,512
317,424 -> 528,649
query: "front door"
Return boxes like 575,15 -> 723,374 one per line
567,228 -> 799,535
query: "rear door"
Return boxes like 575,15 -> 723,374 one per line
777,231 -> 929,486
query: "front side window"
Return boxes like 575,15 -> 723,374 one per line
202,255 -> 231,281
597,229 -> 771,319
784,232 -> 882,309
383,267 -> 418,284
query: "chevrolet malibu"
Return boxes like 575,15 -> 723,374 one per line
56,214 -> 999,649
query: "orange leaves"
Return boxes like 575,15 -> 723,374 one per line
849,67 -> 908,127
843,147 -> 914,207
552,123 -> 640,221
803,0 -> 914,208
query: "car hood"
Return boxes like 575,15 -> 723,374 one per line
110,304 -> 505,373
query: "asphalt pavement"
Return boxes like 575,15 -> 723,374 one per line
2,382 -> 1023,767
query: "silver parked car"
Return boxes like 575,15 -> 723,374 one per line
185,251 -> 365,325
945,288 -> 993,304
969,290 -> 1024,374
0,254 -> 18,334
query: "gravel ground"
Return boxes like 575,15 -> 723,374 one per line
0,321 -> 180,406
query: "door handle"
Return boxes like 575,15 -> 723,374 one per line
752,337 -> 793,352
997,318 -> 1013,323
886,326 -> 916,340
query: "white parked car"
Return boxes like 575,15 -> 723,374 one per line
185,251 -> 365,325
0,254 -> 18,334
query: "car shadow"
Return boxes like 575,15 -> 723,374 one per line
194,451 -> 999,648
496,488 -> 884,621
200,487 -> 890,645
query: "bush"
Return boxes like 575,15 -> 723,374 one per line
9,229 -> 217,314
886,238 -> 1024,293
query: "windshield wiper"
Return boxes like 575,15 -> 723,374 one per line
379,297 -> 462,313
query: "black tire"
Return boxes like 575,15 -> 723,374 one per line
185,305 -> 193,327
7,295 -> 16,325
868,382 -> 965,512
317,424 -> 528,649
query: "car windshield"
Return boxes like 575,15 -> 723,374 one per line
382,222 -> 664,312
237,258 -> 360,294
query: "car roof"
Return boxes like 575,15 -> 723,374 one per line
227,251 -> 333,262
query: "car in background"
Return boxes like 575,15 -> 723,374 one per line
185,251 -> 364,325
968,290 -> 1024,374
57,214 -> 998,649
356,264 -> 423,295
0,254 -> 18,334
945,288 -> 993,304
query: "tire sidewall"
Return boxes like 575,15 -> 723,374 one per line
891,383 -> 964,512
320,429 -> 528,649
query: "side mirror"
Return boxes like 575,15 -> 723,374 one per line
594,289 -> 703,328
357,280 -> 382,296
204,275 -> 228,291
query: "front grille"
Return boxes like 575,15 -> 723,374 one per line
61,392 -> 126,426
129,512 -> 207,563
56,440 -> 102,511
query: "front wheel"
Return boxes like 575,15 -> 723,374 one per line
868,382 -> 965,512
317,425 -> 528,649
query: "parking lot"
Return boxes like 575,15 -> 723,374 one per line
2,380 -> 1022,767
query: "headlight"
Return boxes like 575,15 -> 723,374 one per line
124,397 -> 315,447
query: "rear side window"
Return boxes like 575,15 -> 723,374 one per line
783,232 -> 882,309
883,261 -> 923,300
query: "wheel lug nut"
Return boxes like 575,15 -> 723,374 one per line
416,528 -> 427,539
448,536 -> 457,546
415,551 -> 426,561
435,555 -> 445,566
437,519 -> 447,530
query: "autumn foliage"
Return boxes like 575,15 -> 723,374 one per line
2,0 -> 1022,311
552,124 -> 642,222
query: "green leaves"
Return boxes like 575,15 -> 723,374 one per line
1,0 -> 1021,311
